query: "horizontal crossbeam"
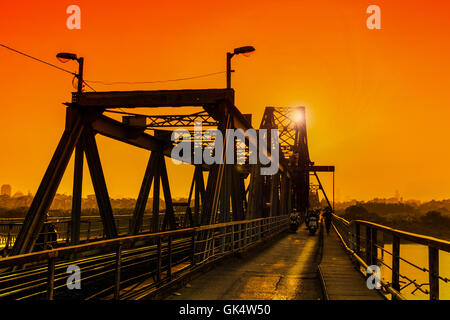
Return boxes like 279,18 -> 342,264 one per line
71,89 -> 235,108
309,165 -> 335,172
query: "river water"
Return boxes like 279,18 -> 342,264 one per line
380,243 -> 450,300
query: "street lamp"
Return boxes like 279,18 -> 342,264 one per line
226,46 -> 255,89
56,52 -> 84,93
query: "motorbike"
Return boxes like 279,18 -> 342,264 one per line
306,211 -> 319,235
289,213 -> 299,232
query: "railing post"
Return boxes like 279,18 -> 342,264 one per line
47,256 -> 56,300
156,236 -> 162,284
212,228 -> 216,258
365,226 -> 372,265
258,221 -> 261,240
238,224 -> 242,249
87,221 -> 91,241
6,223 -> 12,248
371,229 -> 378,266
428,247 -> 439,300
231,225 -> 235,251
355,223 -> 360,255
114,244 -> 122,300
392,235 -> 400,296
221,227 -> 225,254
244,223 -> 248,247
191,230 -> 196,266
167,236 -> 172,279
128,217 -> 132,234
66,221 -> 71,244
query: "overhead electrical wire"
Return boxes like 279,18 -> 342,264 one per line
1,43 -> 225,90
84,71 -> 226,86
0,43 -> 76,75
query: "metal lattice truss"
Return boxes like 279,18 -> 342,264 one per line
11,88 -> 323,257
260,106 -> 311,168
145,111 -> 218,128
114,109 -> 250,163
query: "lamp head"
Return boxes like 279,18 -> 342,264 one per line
233,46 -> 255,55
56,52 -> 78,63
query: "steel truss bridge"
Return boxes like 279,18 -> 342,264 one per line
0,87 -> 448,300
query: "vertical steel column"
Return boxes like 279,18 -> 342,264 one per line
230,167 -> 244,221
83,128 -> 118,238
269,173 -> 279,216
131,151 -> 157,234
151,154 -> 161,233
11,109 -> 84,255
247,164 -> 262,219
71,143 -> 84,244
219,166 -> 229,223
160,153 -> 176,231
193,165 -> 205,226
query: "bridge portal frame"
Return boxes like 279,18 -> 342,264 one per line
11,89 -> 298,256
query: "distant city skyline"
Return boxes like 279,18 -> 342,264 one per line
1,182 -> 449,204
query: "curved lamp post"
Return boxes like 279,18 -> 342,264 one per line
226,46 -> 255,89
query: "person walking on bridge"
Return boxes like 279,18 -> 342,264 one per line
322,207 -> 332,235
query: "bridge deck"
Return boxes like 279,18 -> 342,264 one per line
318,227 -> 383,300
164,227 -> 322,300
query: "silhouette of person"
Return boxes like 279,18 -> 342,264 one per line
47,223 -> 58,249
322,207 -> 332,234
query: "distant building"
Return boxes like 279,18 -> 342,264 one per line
1,184 -> 11,197
12,191 -> 24,198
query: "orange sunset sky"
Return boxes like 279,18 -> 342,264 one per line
0,0 -> 449,202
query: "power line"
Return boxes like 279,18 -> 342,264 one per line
0,43 -> 76,75
84,71 -> 226,85
82,80 -> 96,92
1,43 -> 225,88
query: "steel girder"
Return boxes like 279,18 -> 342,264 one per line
12,88 -> 308,256
11,109 -> 85,255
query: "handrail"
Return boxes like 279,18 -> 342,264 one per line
330,222 -> 406,300
332,213 -> 450,252
351,219 -> 450,253
0,215 -> 289,300
0,216 -> 278,267
331,213 -> 449,300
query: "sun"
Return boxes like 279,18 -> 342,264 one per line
292,111 -> 303,123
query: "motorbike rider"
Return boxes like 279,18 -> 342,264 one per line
306,209 -> 316,223
305,209 -> 319,235
290,208 -> 300,225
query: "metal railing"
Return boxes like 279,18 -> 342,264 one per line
0,213 -> 190,250
332,213 -> 450,300
0,215 -> 288,300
